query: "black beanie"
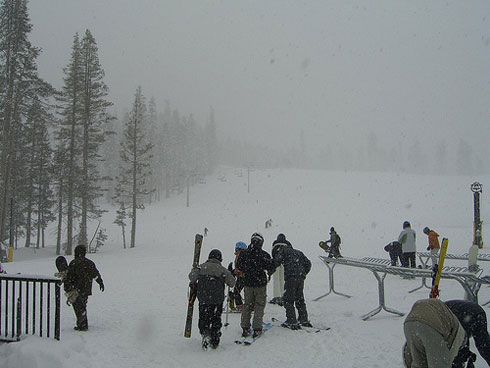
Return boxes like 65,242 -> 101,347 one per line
208,249 -> 223,262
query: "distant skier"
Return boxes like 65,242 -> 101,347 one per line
398,221 -> 416,268
273,235 -> 312,329
65,245 -> 104,331
270,233 -> 288,305
236,232 -> 276,338
319,227 -> 342,258
189,249 -> 235,349
384,240 -> 403,266
423,226 -> 440,267
228,241 -> 247,312
445,300 -> 490,367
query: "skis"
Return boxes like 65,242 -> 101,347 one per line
429,237 -> 448,299
234,323 -> 273,345
184,234 -> 204,338
271,317 -> 330,333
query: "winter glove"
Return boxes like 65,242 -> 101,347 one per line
98,279 -> 105,292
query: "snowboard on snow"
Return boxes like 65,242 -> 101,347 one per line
184,234 -> 204,338
429,237 -> 448,299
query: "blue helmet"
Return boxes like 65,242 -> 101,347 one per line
235,241 -> 247,250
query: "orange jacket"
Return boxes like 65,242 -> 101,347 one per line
428,230 -> 440,250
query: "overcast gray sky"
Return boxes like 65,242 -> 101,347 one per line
28,0 -> 490,160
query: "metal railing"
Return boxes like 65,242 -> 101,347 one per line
315,255 -> 490,320
0,274 -> 61,342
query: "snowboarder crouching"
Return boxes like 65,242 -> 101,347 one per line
384,241 -> 403,266
403,298 -> 466,367
274,235 -> 312,330
189,249 -> 235,349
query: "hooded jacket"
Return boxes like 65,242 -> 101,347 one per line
189,258 -> 235,304
236,244 -> 275,287
274,243 -> 311,281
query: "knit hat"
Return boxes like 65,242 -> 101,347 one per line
208,249 -> 223,262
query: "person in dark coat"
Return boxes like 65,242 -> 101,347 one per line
189,249 -> 235,349
228,241 -> 247,312
445,300 -> 490,367
319,227 -> 342,258
274,237 -> 312,329
384,241 -> 403,266
65,245 -> 104,331
236,232 -> 276,338
270,233 -> 289,306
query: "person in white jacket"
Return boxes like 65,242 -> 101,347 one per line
398,221 -> 417,268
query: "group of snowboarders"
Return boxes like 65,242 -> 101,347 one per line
188,231 -> 313,349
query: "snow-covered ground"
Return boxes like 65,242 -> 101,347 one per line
1,168 -> 489,368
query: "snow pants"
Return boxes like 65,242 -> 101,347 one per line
430,248 -> 439,267
72,295 -> 89,330
403,320 -> 466,368
241,285 -> 267,331
198,303 -> 223,345
402,252 -> 416,268
283,278 -> 308,324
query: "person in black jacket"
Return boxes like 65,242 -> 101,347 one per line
189,249 -> 235,349
384,241 -> 403,266
236,232 -> 276,338
445,300 -> 490,367
65,245 -> 104,331
274,237 -> 312,329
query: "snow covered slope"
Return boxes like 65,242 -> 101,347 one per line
1,168 -> 489,367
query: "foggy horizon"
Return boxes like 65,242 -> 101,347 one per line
28,0 -> 490,170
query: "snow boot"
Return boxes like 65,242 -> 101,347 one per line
202,335 -> 211,350
281,322 -> 301,330
241,327 -> 251,337
252,329 -> 262,338
301,321 -> 313,328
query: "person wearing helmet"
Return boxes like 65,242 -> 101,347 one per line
398,221 -> 417,268
189,249 -> 235,350
236,232 -> 276,338
423,226 -> 440,267
228,241 -> 247,312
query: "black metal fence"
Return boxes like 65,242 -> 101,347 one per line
0,274 -> 61,342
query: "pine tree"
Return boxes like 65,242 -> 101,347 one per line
78,29 -> 113,247
114,86 -> 153,248
0,0 -> 52,241
55,33 -> 84,255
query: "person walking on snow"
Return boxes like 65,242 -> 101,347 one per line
273,236 -> 312,329
398,221 -> 417,268
270,233 -> 288,305
319,227 -> 342,258
423,227 -> 440,267
236,232 -> 276,338
189,249 -> 235,349
65,245 -> 104,331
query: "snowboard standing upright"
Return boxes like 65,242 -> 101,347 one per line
429,237 -> 448,299
184,234 -> 204,338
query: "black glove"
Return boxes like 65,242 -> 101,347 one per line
98,280 -> 105,292
427,246 -> 431,251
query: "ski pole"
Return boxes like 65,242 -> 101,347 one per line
224,286 -> 230,327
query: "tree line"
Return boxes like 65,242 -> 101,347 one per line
0,0 -> 218,254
